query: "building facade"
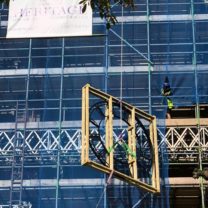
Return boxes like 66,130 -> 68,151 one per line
0,0 -> 208,207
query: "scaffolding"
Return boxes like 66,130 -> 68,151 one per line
0,0 -> 208,207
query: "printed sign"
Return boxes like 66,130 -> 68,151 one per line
6,0 -> 92,38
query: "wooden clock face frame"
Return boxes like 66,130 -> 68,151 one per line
81,84 -> 160,193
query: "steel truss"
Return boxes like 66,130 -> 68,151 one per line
159,126 -> 208,163
0,125 -> 207,166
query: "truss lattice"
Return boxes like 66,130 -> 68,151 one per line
0,126 -> 208,166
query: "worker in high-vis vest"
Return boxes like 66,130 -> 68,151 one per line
166,97 -> 174,119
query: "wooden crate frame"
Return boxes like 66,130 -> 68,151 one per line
81,84 -> 160,193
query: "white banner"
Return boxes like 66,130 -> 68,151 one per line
6,0 -> 92,38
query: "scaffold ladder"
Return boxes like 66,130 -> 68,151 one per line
9,101 -> 26,208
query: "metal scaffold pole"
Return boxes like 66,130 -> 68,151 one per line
9,38 -> 32,208
191,0 -> 205,207
103,21 -> 109,208
55,38 -> 65,208
146,0 -> 152,115
146,2 -> 154,208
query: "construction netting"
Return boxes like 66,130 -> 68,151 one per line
0,0 -> 208,207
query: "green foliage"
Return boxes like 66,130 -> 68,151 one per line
0,0 -> 9,5
80,0 -> 134,29
0,0 -> 135,29
193,167 -> 208,180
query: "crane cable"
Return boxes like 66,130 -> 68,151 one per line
96,5 -> 124,208
120,4 -> 124,129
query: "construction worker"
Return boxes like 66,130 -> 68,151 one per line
161,76 -> 174,119
161,76 -> 172,96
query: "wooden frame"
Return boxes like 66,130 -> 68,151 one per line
81,84 -> 160,193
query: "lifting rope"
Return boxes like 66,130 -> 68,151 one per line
95,170 -> 114,208
119,4 -> 124,129
132,193 -> 149,208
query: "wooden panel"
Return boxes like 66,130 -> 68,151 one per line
166,118 -> 208,127
81,84 -> 160,193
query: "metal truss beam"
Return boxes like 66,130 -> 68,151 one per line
0,126 -> 207,165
